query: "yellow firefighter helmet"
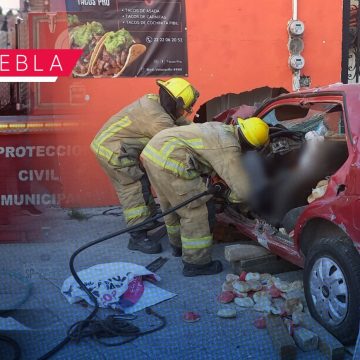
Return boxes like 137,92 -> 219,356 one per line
157,78 -> 199,112
237,117 -> 270,148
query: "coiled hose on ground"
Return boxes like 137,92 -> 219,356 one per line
38,187 -> 218,360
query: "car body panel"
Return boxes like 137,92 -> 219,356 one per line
216,83 -> 360,267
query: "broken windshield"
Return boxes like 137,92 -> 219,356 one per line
262,103 -> 345,134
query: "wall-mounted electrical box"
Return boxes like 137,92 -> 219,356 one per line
288,20 -> 305,36
289,55 -> 305,70
287,17 -> 305,90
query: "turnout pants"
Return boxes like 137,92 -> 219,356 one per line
143,161 -> 215,265
96,156 -> 157,226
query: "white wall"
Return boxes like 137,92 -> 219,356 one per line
1,0 -> 20,12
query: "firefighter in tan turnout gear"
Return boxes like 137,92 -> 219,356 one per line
141,117 -> 269,276
91,78 -> 199,254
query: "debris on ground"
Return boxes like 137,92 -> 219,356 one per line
145,256 -> 169,272
217,291 -> 235,303
234,297 -> 254,308
217,308 -> 237,319
247,280 -> 263,291
233,280 -> 251,293
67,209 -> 90,221
226,274 -> 239,282
224,244 -> 271,263
293,327 -> 319,352
239,271 -> 247,281
245,272 -> 261,281
224,244 -> 300,274
268,284 -> 282,298
266,314 -> 297,360
254,316 -> 266,329
284,318 -> 295,336
284,298 -> 303,315
301,313 -> 345,359
183,311 -> 200,323
217,271 -> 345,358
292,310 -> 304,326
218,271 -> 304,318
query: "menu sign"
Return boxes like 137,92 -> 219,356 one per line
65,0 -> 188,77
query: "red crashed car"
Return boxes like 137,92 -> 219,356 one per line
214,83 -> 360,344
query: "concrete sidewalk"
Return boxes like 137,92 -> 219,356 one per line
0,207 -> 352,360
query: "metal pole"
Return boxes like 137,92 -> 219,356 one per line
341,0 -> 351,83
292,0 -> 298,21
15,17 -> 21,111
356,1 -> 360,82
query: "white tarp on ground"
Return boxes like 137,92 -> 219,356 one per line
61,262 -> 176,314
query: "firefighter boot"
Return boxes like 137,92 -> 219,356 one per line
182,260 -> 223,277
141,219 -> 165,231
128,230 -> 162,254
130,218 -> 164,233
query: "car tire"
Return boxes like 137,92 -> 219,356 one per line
304,235 -> 360,344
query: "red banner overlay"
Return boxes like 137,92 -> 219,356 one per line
0,50 -> 82,77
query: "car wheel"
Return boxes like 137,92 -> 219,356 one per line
304,236 -> 360,344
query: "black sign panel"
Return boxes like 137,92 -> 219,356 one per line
65,0 -> 188,77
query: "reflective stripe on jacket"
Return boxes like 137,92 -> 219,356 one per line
90,94 -> 188,167
141,122 -> 251,202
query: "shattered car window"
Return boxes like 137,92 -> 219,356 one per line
262,103 -> 345,134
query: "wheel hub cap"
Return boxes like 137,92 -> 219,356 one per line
310,257 -> 348,326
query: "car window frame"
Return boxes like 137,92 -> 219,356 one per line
254,93 -> 353,149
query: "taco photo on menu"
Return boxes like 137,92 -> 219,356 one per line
67,14 -> 80,27
70,21 -> 106,77
91,28 -> 146,77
